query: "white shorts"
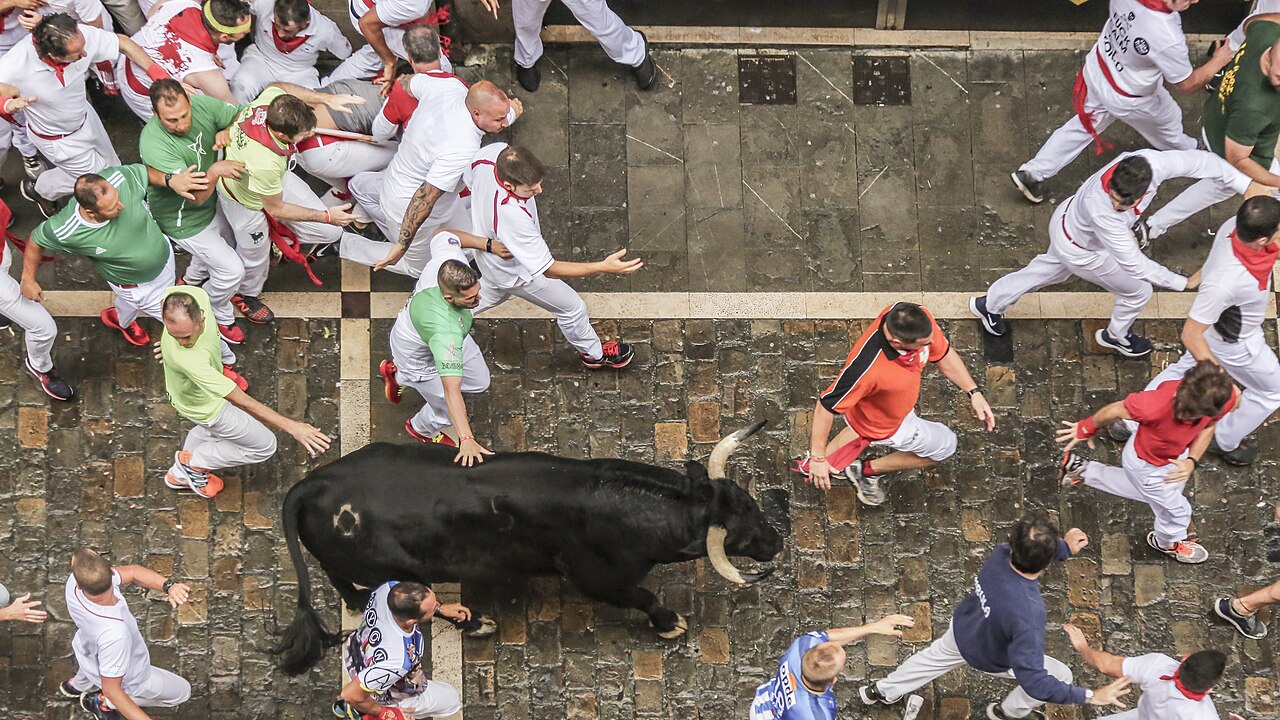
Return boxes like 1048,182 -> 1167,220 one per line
870,411 -> 958,462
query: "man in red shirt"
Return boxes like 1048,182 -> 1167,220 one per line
798,302 -> 995,506
1057,360 -> 1237,564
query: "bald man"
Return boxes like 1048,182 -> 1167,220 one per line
750,615 -> 915,720
343,65 -> 522,277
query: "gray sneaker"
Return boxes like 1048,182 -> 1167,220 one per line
848,460 -> 885,506
1147,532 -> 1209,564
1208,436 -> 1258,466
1010,170 -> 1044,204
1131,216 -> 1152,250
1213,597 -> 1268,639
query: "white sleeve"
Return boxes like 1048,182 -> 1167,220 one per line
501,209 -> 555,277
1151,39 -> 1193,85
407,73 -> 429,100
319,17 -> 353,59
371,108 -> 397,143
1152,149 -> 1252,195
1100,214 -> 1187,290
1187,280 -> 1234,325
424,148 -> 472,193
1121,654 -> 1175,688
71,0 -> 108,24
81,23 -> 120,63
373,0 -> 420,28
430,230 -> 465,258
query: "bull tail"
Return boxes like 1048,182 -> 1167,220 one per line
270,482 -> 342,675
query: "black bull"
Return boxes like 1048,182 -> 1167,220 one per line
274,421 -> 786,675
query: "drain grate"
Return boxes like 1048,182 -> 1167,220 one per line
738,54 -> 797,105
852,56 -> 911,106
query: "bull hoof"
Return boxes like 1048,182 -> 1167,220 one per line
462,615 -> 498,638
655,614 -> 688,639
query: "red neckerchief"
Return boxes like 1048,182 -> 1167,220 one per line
1100,163 -> 1146,213
271,22 -> 310,53
238,106 -> 292,157
1135,0 -> 1173,13
1159,668 -> 1208,702
167,7 -> 219,54
38,40 -> 70,86
1230,229 -> 1278,290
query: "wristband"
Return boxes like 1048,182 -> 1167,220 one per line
459,435 -> 475,443
1,98 -> 11,114
324,209 -> 331,224
810,455 -> 826,463
162,578 -> 175,593
966,387 -> 982,397
1076,417 -> 1098,439
486,238 -> 493,253
145,63 -> 170,82
1189,456 -> 1198,467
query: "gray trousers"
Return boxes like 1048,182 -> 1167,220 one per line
875,624 -> 1075,719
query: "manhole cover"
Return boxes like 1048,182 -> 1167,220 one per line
739,54 -> 797,105
853,56 -> 911,106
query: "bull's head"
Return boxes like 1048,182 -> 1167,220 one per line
698,420 -> 783,585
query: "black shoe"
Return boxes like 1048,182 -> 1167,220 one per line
20,178 -> 58,219
80,692 -> 120,719
1131,216 -> 1152,250
1214,597 -> 1269,640
1106,420 -> 1132,443
231,294 -> 275,324
22,154 -> 48,181
987,704 -> 1045,720
858,684 -> 895,705
632,31 -> 656,90
516,61 -> 541,92
26,357 -> 75,401
311,240 -> 340,258
59,678 -> 85,699
1208,436 -> 1258,466
0,313 -> 11,329
1010,170 -> 1043,203
581,340 -> 633,369
969,295 -> 1008,336
1095,328 -> 1153,358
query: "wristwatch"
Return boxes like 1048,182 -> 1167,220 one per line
966,387 -> 983,397
162,578 -> 175,594
1083,689 -> 1094,702
163,172 -> 173,188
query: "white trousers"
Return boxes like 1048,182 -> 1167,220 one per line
109,247 -> 175,327
183,400 -> 278,470
231,47 -> 322,104
476,275 -> 603,359
1229,0 -> 1280,50
31,111 -> 119,200
875,624 -> 1074,718
329,37 -> 452,82
391,334 -> 491,436
72,664 -> 191,708
513,0 -> 645,68
1152,340 -> 1280,452
986,202 -> 1153,339
295,140 -> 399,196
170,209 -> 241,326
341,172 -> 469,277
1020,79 -> 1195,182
218,173 -> 361,297
1083,427 -> 1191,547
392,680 -> 461,718
0,114 -> 37,167
1144,129 -> 1272,238
871,411 -> 958,462
0,246 -> 56,372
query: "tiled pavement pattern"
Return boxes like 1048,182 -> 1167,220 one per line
0,43 -> 1278,719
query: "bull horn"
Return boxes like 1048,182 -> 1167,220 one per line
706,420 -> 767,480
707,525 -> 753,586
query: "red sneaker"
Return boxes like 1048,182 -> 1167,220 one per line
222,365 -> 249,392
100,308 -> 150,346
380,359 -> 402,404
231,294 -> 274,324
218,321 -> 245,344
404,419 -> 457,446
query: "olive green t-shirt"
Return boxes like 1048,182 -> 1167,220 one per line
161,285 -> 236,424
140,94 -> 244,239
1204,20 -> 1280,166
409,287 -> 473,377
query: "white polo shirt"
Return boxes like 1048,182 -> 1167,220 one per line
382,71 -> 481,201
464,142 -> 555,289
346,0 -> 430,31
1122,654 -> 1219,720
0,25 -> 118,136
130,0 -> 221,83
1084,0 -> 1193,98
1189,216 -> 1272,345
247,0 -> 350,72
65,571 -> 153,692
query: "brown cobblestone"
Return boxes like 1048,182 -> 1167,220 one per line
113,456 -> 145,497
653,421 -> 687,461
901,602 -> 932,643
242,491 -> 273,530
177,498 -> 210,539
1246,677 -> 1276,715
687,399 -> 720,443
16,407 -> 47,448
1066,558 -> 1099,609
633,651 -> 663,680
1134,564 -> 1166,607
698,627 -> 730,664
940,698 -> 970,720
177,584 -> 207,624
826,486 -> 858,525
1100,534 -> 1131,576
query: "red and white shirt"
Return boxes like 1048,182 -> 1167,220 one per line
1125,379 -> 1235,466
0,25 -> 118,135
127,0 -> 221,89
1084,0 -> 1193,98
1189,215 -> 1274,345
1121,654 -> 1220,720
245,0 -> 350,72
382,71 -> 479,200
464,141 -> 555,289
64,571 -> 153,692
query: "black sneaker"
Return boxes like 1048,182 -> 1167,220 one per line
59,678 -> 85,698
25,357 -> 74,401
1095,328 -> 1153,358
988,704 -> 1045,720
858,684 -> 895,705
1058,451 -> 1087,487
1010,170 -> 1044,204
847,460 -> 885,506
231,294 -> 275,324
80,692 -> 120,719
969,295 -> 1008,336
516,60 -> 541,92
1131,216 -> 1152,250
1214,597 -> 1269,640
581,340 -> 633,369
22,154 -> 48,181
632,31 -> 657,90
1106,420 -> 1132,443
20,178 -> 58,219
0,313 -> 11,329
1208,436 -> 1258,466
311,241 -> 340,258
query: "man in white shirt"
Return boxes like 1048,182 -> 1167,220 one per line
1148,194 -> 1280,466
116,0 -> 252,121
0,14 -> 164,210
1063,623 -> 1226,720
971,149 -> 1258,358
229,0 -> 351,102
1012,0 -> 1234,203
466,142 -> 642,369
327,0 -> 452,90
61,547 -> 192,720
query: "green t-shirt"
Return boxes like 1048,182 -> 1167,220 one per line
31,164 -> 170,286
1204,20 -> 1280,166
140,95 -> 244,239
219,86 -> 289,211
161,285 -> 236,424
409,287 -> 473,377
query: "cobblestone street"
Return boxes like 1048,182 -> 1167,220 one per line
1,39 -> 1278,720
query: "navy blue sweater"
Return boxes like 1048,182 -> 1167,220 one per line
952,542 -> 1087,706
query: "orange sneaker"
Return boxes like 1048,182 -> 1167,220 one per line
173,450 -> 224,499
222,365 -> 249,392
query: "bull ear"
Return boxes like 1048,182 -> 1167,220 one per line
684,461 -> 710,482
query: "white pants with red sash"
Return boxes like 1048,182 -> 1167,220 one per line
0,243 -> 57,373
30,110 -> 120,200
513,0 -> 646,69
1082,429 -> 1193,548
294,138 -> 399,199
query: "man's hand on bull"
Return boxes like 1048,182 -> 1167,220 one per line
436,603 -> 472,623
455,437 -> 493,467
288,420 -> 332,458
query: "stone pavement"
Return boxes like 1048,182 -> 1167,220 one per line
1,42 -> 1278,720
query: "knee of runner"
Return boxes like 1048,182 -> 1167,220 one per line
927,428 -> 959,462
1129,282 -> 1153,302
435,683 -> 462,717
250,434 -> 279,463
173,676 -> 193,705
